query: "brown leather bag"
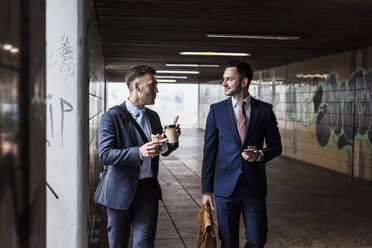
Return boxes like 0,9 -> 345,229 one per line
196,207 -> 217,248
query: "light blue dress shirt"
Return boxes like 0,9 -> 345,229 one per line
125,100 -> 153,179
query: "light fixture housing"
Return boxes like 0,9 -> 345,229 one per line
180,52 -> 250,56
156,75 -> 188,79
206,33 -> 300,40
166,63 -> 219,68
157,70 -> 199,74
157,79 -> 177,83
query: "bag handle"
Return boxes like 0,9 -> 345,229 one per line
110,105 -> 149,143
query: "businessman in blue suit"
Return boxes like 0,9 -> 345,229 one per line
201,61 -> 282,248
98,65 -> 181,248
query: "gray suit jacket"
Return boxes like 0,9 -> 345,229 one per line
97,102 -> 178,210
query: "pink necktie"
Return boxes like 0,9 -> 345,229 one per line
237,101 -> 246,143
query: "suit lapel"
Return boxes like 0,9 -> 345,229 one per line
145,108 -> 156,135
144,108 -> 159,174
243,97 -> 259,145
225,98 -> 241,145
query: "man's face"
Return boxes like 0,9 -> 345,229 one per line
222,67 -> 242,96
138,73 -> 158,105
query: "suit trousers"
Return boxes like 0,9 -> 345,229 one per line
106,179 -> 160,248
215,177 -> 268,248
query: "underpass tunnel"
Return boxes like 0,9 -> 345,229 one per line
1,0 -> 372,247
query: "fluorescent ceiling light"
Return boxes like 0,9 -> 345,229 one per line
157,70 -> 199,74
296,73 -> 328,79
206,33 -> 300,40
157,79 -> 177,83
166,63 -> 219,68
180,52 -> 250,56
156,75 -> 188,79
3,44 -> 13,50
10,47 -> 19,53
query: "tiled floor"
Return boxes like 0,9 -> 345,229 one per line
99,128 -> 372,248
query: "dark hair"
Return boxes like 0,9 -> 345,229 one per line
226,60 -> 253,84
125,65 -> 156,89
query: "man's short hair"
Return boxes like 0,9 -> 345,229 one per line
226,60 -> 253,84
125,65 -> 156,90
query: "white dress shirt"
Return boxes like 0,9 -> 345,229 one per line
231,95 -> 264,161
231,95 -> 251,130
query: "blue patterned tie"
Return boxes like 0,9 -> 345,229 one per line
136,109 -> 145,130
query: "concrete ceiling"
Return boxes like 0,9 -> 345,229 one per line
95,0 -> 372,83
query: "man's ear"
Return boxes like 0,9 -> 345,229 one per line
241,78 -> 249,87
134,81 -> 140,91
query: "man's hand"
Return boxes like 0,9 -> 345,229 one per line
202,194 -> 215,210
173,115 -> 181,138
140,141 -> 161,157
241,145 -> 260,162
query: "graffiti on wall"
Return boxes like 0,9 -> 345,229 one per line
173,91 -> 184,109
312,69 -> 372,150
46,94 -> 74,147
58,34 -> 76,84
286,84 -> 315,126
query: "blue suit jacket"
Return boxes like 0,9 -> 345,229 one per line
202,97 -> 282,198
97,102 -> 178,210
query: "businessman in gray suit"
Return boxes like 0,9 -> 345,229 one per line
98,65 -> 181,248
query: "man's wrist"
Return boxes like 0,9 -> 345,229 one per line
138,147 -> 144,160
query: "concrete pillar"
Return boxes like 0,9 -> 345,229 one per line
46,0 -> 88,247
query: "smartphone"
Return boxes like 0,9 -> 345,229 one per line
244,148 -> 255,153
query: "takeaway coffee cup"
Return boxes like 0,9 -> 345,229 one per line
164,124 -> 178,143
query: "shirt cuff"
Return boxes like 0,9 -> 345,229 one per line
138,147 -> 143,160
256,150 -> 264,161
160,142 -> 168,154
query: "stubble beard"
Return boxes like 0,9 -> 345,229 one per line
145,93 -> 156,105
139,84 -> 156,106
225,83 -> 242,96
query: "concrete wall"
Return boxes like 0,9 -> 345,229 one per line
198,46 -> 372,182
46,0 -> 88,247
269,47 -> 372,181
199,83 -> 227,129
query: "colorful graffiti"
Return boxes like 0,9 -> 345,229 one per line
312,69 -> 372,150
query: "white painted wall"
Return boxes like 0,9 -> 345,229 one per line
198,83 -> 263,129
199,84 -> 228,129
107,82 -> 199,127
46,0 -> 87,247
106,82 -> 128,109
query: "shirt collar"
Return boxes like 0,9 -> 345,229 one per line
125,99 -> 144,117
231,95 -> 251,108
